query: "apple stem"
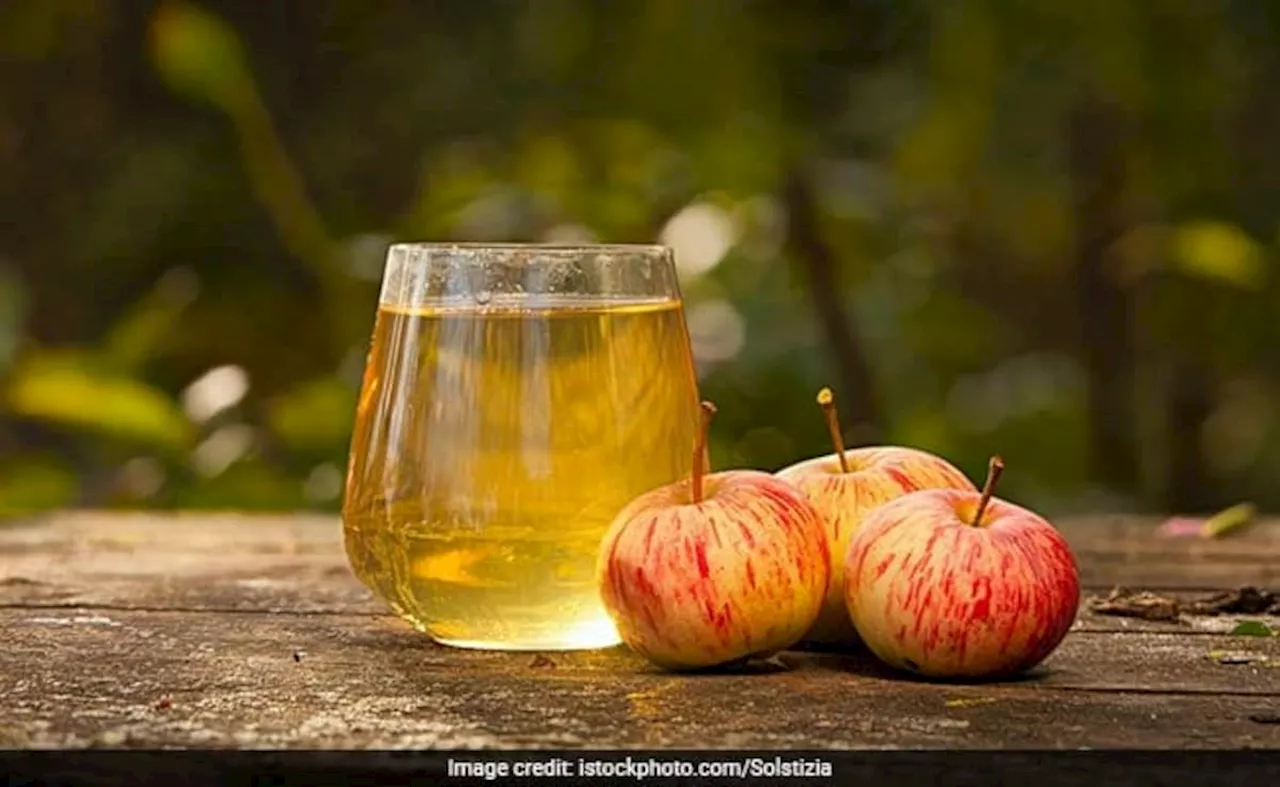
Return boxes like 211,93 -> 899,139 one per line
691,400 -> 717,504
816,387 -> 850,473
971,456 -> 1005,527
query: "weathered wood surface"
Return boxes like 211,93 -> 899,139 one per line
2,512 -> 1279,750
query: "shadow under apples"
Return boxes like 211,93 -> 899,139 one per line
630,655 -> 797,677
785,647 -> 1053,686
615,644 -> 1054,683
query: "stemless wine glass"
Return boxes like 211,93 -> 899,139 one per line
342,243 -> 701,650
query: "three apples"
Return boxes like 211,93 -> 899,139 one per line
596,389 -> 1080,680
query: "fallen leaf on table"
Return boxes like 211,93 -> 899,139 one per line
1088,587 -> 1182,621
1186,587 -> 1280,616
1207,649 -> 1268,665
1202,502 -> 1257,538
1158,502 -> 1256,539
1229,620 -> 1277,637
1156,517 -> 1205,538
1089,586 -> 1280,621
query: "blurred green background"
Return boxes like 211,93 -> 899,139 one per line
1,0 -> 1277,519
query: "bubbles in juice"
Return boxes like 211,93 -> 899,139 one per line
342,296 -> 700,650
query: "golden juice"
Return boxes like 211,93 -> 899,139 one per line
342,296 -> 700,650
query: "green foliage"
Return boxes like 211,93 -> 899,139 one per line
148,1 -> 252,110
5,351 -> 193,453
3,0 -> 1280,518
267,378 -> 357,457
1228,620 -> 1277,637
171,458 -> 310,512
0,455 -> 77,517
103,269 -> 200,374
1170,221 -> 1267,290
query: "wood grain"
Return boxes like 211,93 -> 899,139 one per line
2,511 -> 1278,750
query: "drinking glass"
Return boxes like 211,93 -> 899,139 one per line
342,243 -> 701,650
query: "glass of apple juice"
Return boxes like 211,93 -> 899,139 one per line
341,243 -> 702,650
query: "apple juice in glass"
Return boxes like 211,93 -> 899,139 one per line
341,243 -> 701,650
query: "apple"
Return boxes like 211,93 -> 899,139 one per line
844,457 -> 1080,679
776,388 -> 976,646
597,401 -> 831,671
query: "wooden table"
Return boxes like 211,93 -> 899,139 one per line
2,512 -> 1278,751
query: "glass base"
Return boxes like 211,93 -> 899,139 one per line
399,610 -> 623,652
431,633 -> 623,652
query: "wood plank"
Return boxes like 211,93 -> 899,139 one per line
4,512 -> 1280,616
3,511 -> 1278,561
0,512 -> 371,614
1074,557 -> 1280,590
1060,513 -> 1280,549
7,574 -> 1276,640
0,565 -> 380,615
2,513 -> 1278,595
2,607 -> 1278,750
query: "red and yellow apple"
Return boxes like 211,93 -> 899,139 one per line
597,401 -> 831,670
844,457 -> 1080,679
776,388 -> 976,645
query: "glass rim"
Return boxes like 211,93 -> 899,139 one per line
387,241 -> 671,256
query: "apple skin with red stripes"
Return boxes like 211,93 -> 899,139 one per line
844,488 -> 1080,679
775,448 -> 976,646
596,470 -> 830,671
